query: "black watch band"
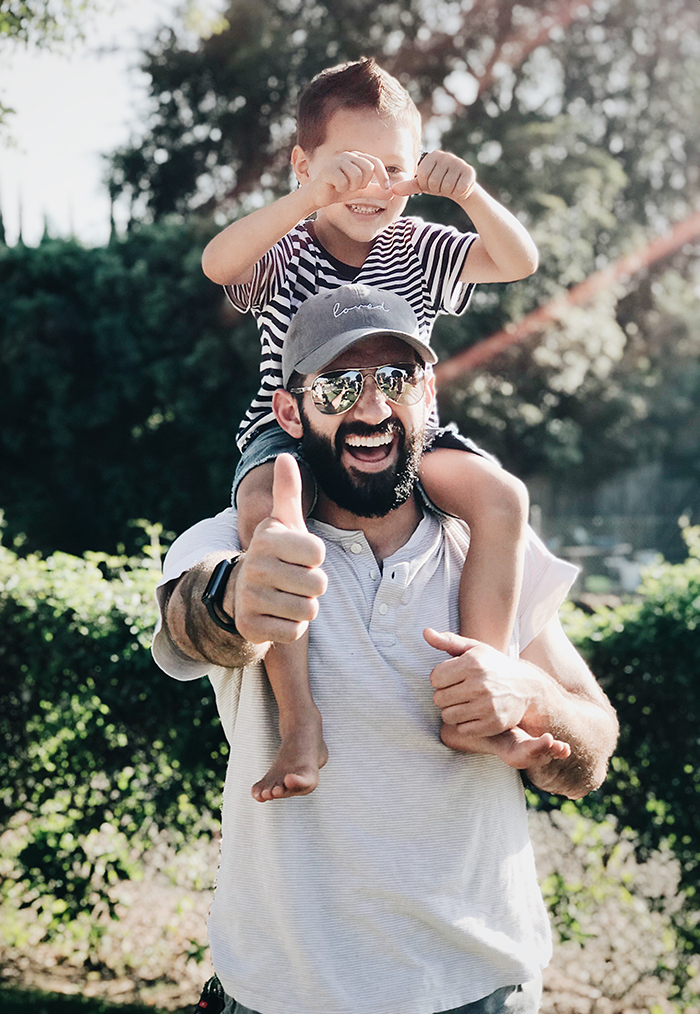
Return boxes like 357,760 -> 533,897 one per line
201,555 -> 243,634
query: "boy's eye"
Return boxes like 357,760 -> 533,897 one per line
385,165 -> 406,175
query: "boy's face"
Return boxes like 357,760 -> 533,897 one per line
297,107 -> 420,253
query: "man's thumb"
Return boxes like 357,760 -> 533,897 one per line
271,454 -> 307,531
423,627 -> 478,657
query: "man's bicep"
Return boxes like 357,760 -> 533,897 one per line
520,614 -> 611,707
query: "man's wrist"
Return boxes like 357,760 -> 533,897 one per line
518,661 -> 551,737
202,554 -> 244,633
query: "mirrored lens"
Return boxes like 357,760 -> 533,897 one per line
309,364 -> 425,415
375,365 -> 425,405
310,370 -> 363,414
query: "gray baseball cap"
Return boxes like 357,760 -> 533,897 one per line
282,284 -> 438,386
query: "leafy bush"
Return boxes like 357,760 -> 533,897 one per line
0,525 -> 225,943
555,526 -> 700,998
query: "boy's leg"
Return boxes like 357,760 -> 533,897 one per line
420,447 -> 569,769
251,632 -> 328,802
440,722 -> 571,769
236,460 -> 327,802
419,447 -> 528,654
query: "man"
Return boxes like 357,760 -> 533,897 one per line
153,285 -> 618,1014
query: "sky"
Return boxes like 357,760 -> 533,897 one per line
0,0 -> 184,247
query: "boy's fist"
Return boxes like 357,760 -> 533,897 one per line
392,150 -> 477,203
304,150 -> 393,208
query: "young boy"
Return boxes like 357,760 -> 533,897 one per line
202,58 -> 570,802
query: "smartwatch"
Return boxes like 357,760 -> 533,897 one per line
201,555 -> 243,634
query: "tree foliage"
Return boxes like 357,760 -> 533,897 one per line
0,0 -> 93,45
2,0 -> 700,553
106,0 -> 700,489
0,222 -> 258,555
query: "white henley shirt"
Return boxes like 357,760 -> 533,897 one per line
152,504 -> 578,1014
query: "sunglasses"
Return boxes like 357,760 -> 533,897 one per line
289,363 -> 426,416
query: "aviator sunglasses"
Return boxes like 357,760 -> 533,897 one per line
289,363 -> 426,416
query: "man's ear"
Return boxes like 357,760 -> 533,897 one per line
273,388 -> 304,439
291,144 -> 311,185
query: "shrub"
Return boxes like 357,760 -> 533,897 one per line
555,526 -> 700,998
0,524 -> 225,941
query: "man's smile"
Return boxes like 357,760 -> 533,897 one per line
342,424 -> 398,467
344,427 -> 397,464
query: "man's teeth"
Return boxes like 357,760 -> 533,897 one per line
347,204 -> 382,215
346,432 -> 393,448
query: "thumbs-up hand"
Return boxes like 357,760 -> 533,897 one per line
424,627 -> 534,737
232,455 -> 328,645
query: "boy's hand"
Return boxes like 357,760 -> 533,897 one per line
306,151 -> 393,209
392,151 -> 477,203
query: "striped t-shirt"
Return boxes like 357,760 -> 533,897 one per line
224,216 -> 477,452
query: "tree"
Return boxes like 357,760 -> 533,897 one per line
0,0 -> 97,45
0,221 -> 258,555
107,0 -> 700,501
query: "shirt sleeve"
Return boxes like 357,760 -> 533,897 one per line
517,530 -> 580,651
222,228 -> 300,313
408,218 -> 478,315
151,508 -> 241,682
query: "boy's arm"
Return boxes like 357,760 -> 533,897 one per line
202,187 -> 319,286
392,151 -> 539,284
201,150 -> 393,286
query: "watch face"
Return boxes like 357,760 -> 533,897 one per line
202,558 -> 240,634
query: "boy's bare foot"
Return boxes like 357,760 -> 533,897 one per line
252,715 -> 328,802
440,723 -> 570,769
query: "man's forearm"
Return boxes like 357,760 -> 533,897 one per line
165,556 -> 270,669
520,662 -> 619,799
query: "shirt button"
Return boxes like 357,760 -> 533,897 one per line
379,603 -> 389,615
350,542 -> 363,555
369,569 -> 378,580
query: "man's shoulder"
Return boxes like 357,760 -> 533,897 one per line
162,508 -> 240,584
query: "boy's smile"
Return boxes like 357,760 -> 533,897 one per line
294,107 -> 420,265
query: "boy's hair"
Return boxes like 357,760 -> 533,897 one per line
297,57 -> 422,154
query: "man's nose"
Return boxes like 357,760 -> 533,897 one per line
352,374 -> 393,423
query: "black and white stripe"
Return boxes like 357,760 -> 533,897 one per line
225,216 -> 477,453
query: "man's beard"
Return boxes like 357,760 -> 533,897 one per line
299,408 -> 425,518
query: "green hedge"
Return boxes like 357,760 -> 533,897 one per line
0,525 -> 226,936
0,225 -> 258,557
557,526 -> 700,994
